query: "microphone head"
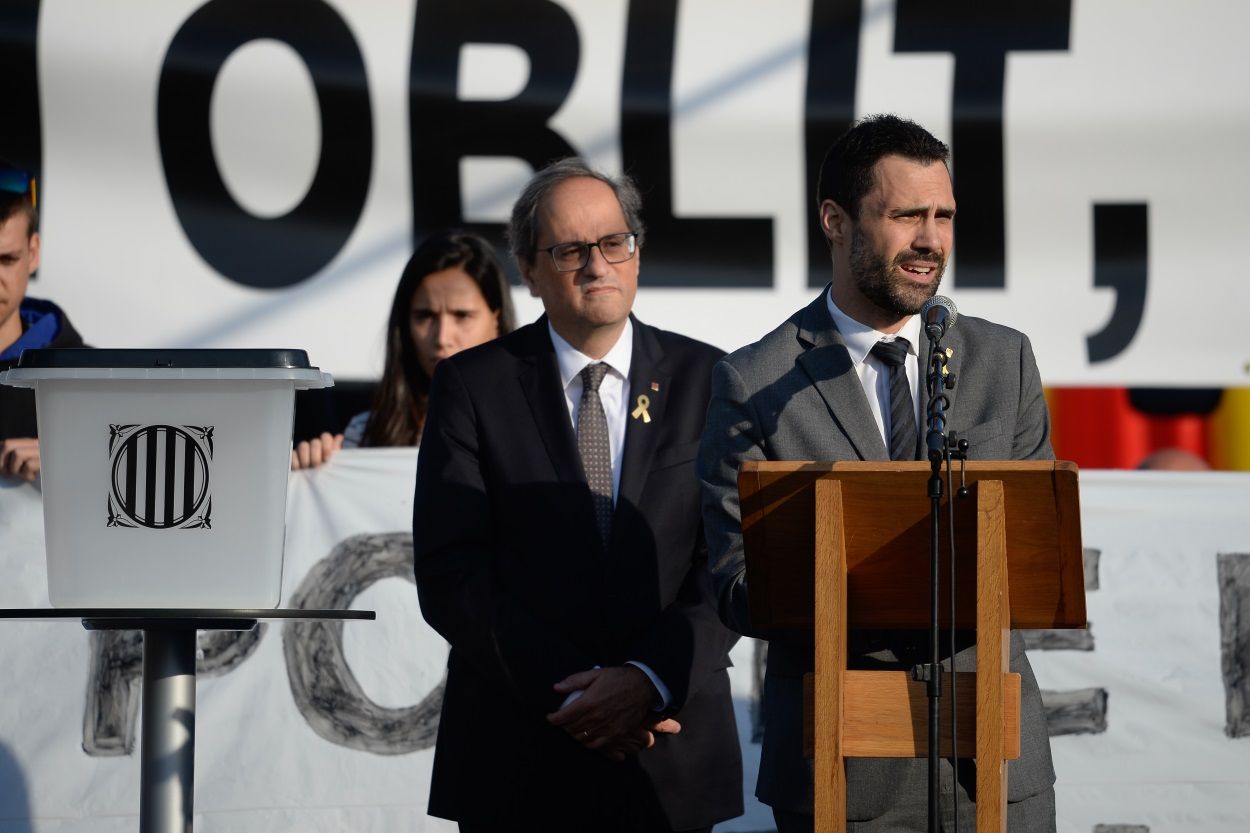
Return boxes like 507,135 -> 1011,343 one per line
921,295 -> 958,328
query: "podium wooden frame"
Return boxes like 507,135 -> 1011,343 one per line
738,460 -> 1085,832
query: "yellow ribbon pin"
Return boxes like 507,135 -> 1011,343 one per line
631,394 -> 652,423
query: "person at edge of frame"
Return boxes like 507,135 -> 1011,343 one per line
0,160 -> 87,481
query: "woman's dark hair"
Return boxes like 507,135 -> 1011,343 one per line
361,230 -> 515,447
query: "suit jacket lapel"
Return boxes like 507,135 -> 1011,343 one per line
616,317 -> 669,515
516,318 -> 583,484
794,291 -> 889,460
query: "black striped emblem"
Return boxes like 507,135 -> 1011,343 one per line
107,424 -> 213,530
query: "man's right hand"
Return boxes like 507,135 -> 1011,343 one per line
0,437 -> 40,481
547,665 -> 684,761
592,716 -> 682,762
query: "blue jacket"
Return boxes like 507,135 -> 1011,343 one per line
0,297 -> 86,439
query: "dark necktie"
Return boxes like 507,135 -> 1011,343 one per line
870,338 -> 918,461
577,362 -> 613,548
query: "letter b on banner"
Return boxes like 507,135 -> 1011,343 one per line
157,0 -> 372,289
408,0 -> 579,262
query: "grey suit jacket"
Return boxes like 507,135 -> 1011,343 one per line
697,289 -> 1056,825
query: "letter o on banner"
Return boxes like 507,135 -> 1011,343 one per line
157,0 -> 372,289
283,533 -> 443,754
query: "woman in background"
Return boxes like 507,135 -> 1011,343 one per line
292,230 -> 515,467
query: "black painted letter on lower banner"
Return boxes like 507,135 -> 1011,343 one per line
1219,553 -> 1250,738
283,533 -> 444,754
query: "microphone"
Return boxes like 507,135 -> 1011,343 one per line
921,295 -> 957,342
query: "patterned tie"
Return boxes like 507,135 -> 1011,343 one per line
869,338 -> 918,461
577,362 -> 614,548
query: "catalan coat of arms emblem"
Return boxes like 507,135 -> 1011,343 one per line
107,424 -> 214,530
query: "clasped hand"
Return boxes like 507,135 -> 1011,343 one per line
545,666 -> 681,762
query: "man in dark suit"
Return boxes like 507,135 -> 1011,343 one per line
413,158 -> 742,832
698,115 -> 1056,832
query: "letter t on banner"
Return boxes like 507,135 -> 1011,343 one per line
894,0 -> 1073,289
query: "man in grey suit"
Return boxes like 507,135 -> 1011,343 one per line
698,115 -> 1056,832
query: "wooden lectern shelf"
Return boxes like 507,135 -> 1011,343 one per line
802,671 -> 1022,759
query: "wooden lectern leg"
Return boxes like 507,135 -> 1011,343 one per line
975,480 -> 1010,832
813,478 -> 847,832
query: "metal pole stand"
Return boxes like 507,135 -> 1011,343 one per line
140,627 -> 197,833
0,608 -> 373,833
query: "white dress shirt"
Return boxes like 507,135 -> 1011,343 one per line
547,319 -> 671,710
549,319 -> 632,503
826,290 -> 925,453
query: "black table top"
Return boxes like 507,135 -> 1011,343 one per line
0,608 -> 375,630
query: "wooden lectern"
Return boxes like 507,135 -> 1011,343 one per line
738,460 -> 1085,832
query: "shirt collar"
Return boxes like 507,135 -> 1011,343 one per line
825,288 -> 924,366
549,317 -> 634,390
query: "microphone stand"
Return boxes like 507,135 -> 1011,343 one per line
920,326 -> 957,833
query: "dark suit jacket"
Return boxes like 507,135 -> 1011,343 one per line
698,291 -> 1056,829
413,315 -> 743,830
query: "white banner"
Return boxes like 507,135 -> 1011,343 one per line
18,0 -> 1250,386
1,457 -> 1249,831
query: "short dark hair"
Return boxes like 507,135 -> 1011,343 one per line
0,192 -> 37,237
362,230 -> 515,447
816,114 -> 949,220
506,157 -> 646,267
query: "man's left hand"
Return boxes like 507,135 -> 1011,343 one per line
546,666 -> 664,757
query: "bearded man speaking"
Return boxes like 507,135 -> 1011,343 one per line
698,114 -> 1057,833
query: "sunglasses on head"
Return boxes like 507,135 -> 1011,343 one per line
0,165 -> 36,209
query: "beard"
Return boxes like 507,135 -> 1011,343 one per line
848,225 -> 945,317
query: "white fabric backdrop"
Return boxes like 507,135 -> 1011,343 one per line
27,0 -> 1250,386
1,456 -> 1248,831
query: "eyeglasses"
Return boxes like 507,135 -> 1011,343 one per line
536,232 -> 637,272
0,164 -> 36,209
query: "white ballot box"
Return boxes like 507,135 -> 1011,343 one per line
0,349 -> 331,608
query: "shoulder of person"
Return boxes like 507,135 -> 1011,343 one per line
951,314 -> 1030,350
428,321 -> 554,401
15,296 -> 88,350
633,318 -> 724,367
717,302 -> 810,377
442,320 -> 544,376
342,411 -> 369,448
52,309 -> 87,349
